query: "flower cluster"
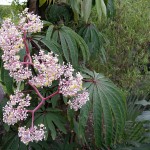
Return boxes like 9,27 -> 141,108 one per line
0,19 -> 32,81
3,91 -> 31,125
19,8 -> 43,33
59,64 -> 83,97
29,50 -> 63,87
18,124 -> 46,145
68,90 -> 89,111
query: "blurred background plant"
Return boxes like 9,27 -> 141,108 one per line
91,0 -> 150,91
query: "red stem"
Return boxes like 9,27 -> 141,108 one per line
28,82 -> 44,99
83,79 -> 96,83
31,111 -> 34,128
23,32 -> 30,54
22,62 -> 34,66
43,89 -> 59,101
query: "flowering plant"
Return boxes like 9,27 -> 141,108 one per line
0,8 -> 89,145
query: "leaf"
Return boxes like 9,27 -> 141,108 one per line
106,0 -> 115,18
78,84 -> 93,139
3,69 -> 13,94
79,24 -> 107,63
29,143 -> 42,150
95,0 -> 102,21
1,133 -> 22,150
82,0 -> 92,23
79,68 -> 126,147
45,111 -> 67,140
101,0 -> 107,17
46,25 -> 54,41
39,0 -> 47,7
95,0 -> 107,21
45,114 -> 56,140
59,30 -> 70,62
46,25 -> 90,67
61,29 -> 78,68
62,26 -> 90,62
38,38 -> 63,63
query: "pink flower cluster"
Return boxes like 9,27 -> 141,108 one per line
59,64 -> 83,97
0,19 -> 32,81
0,8 -> 43,82
19,8 -> 43,33
3,91 -> 31,125
29,50 -> 63,87
18,124 -> 46,145
68,90 -> 89,111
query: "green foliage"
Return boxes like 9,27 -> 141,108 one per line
0,0 -> 149,149
78,68 -> 126,147
91,0 -> 150,89
79,23 -> 107,63
0,5 -> 12,22
112,92 -> 150,149
45,3 -> 73,25
45,24 -> 90,68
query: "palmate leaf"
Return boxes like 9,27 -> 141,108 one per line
79,24 -> 107,63
45,24 -> 90,68
79,68 -> 126,147
1,131 -> 49,150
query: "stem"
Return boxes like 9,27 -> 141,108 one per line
31,111 -> 34,128
21,62 -> 34,66
33,100 -> 44,112
24,55 -> 28,62
23,32 -> 30,54
44,89 -> 59,101
28,82 -> 44,100
27,54 -> 32,63
83,79 -> 96,83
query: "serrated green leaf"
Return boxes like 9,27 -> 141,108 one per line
80,69 -> 126,147
78,84 -> 93,138
29,143 -> 42,150
61,30 -> 78,68
59,29 -> 70,62
45,114 -> 56,140
49,113 -> 67,134
46,25 -> 54,41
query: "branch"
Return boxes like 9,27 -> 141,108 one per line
28,82 -> 44,99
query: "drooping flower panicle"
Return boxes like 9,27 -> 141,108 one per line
18,124 -> 46,145
3,91 -> 31,125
